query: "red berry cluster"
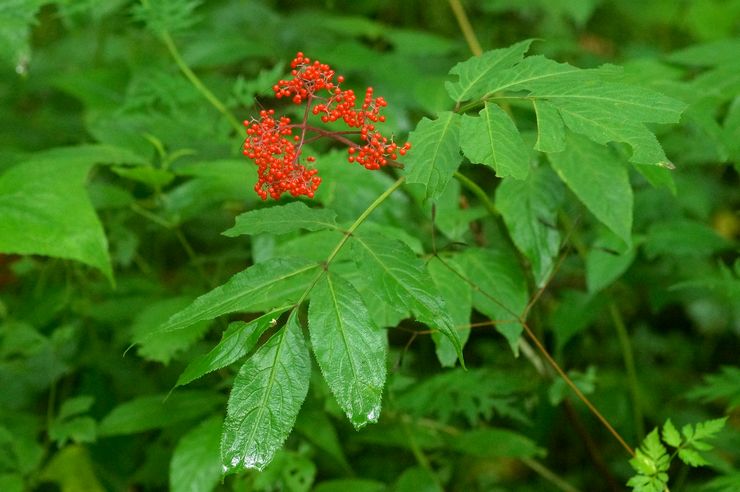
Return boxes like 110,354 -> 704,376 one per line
242,52 -> 410,200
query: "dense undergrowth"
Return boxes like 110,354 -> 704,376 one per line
0,1 -> 738,491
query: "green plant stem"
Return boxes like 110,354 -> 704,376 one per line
325,176 -> 406,265
520,457 -> 582,492
453,171 -> 498,216
159,31 -> 243,135
610,301 -> 645,441
448,0 -> 483,56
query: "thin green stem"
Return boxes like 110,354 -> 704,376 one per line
325,176 -> 406,265
453,171 -> 498,216
159,32 -> 242,134
448,0 -> 483,56
521,457 -> 583,492
610,301 -> 645,441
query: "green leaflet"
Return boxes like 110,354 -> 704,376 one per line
460,103 -> 530,180
496,166 -> 564,287
0,144 -> 143,283
170,417 -> 222,492
461,248 -> 529,355
158,257 -> 319,333
221,312 -> 310,473
175,308 -> 290,387
533,100 -> 566,153
586,230 -> 637,293
445,39 -> 533,102
450,428 -> 545,459
98,391 -> 223,436
548,133 -> 633,244
403,112 -> 462,201
308,273 -> 386,429
351,233 -> 464,366
223,201 -> 338,237
428,256 -> 472,367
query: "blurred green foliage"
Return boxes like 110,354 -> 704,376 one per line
0,1 -> 738,491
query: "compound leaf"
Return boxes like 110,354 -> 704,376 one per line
221,312 -> 310,473
309,273 -> 386,429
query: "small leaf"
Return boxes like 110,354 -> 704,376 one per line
496,165 -> 564,286
351,233 -> 463,365
548,133 -> 633,244
98,391 -> 223,436
428,256 -> 472,367
223,202 -> 338,237
221,312 -> 310,473
308,273 -> 386,429
39,445 -> 104,492
586,230 -> 637,293
678,448 -> 709,467
692,417 -> 727,441
460,103 -> 530,179
533,100 -> 566,153
461,248 -> 529,355
170,417 -> 222,492
159,257 -> 319,334
176,308 -> 290,387
662,419 -> 681,448
445,39 -> 533,102
451,428 -> 545,459
403,112 -> 463,200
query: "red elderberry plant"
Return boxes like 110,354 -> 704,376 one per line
243,52 -> 411,200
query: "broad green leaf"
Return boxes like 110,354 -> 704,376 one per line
450,428 -> 544,459
0,145 -> 145,282
533,99 -> 566,153
221,312 -> 310,473
586,230 -> 637,293
445,39 -> 533,102
351,233 -> 464,365
39,445 -> 104,492
403,112 -> 463,200
313,479 -> 385,492
548,134 -> 633,243
131,297 -> 210,364
175,308 -> 289,387
98,391 -> 223,436
159,257 -> 319,333
428,256 -> 471,367
394,467 -> 443,492
644,219 -> 729,258
460,103 -> 530,179
223,202 -> 338,237
662,419 -> 681,448
496,165 -> 564,286
308,273 -> 386,429
461,248 -> 529,355
170,417 -> 222,492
